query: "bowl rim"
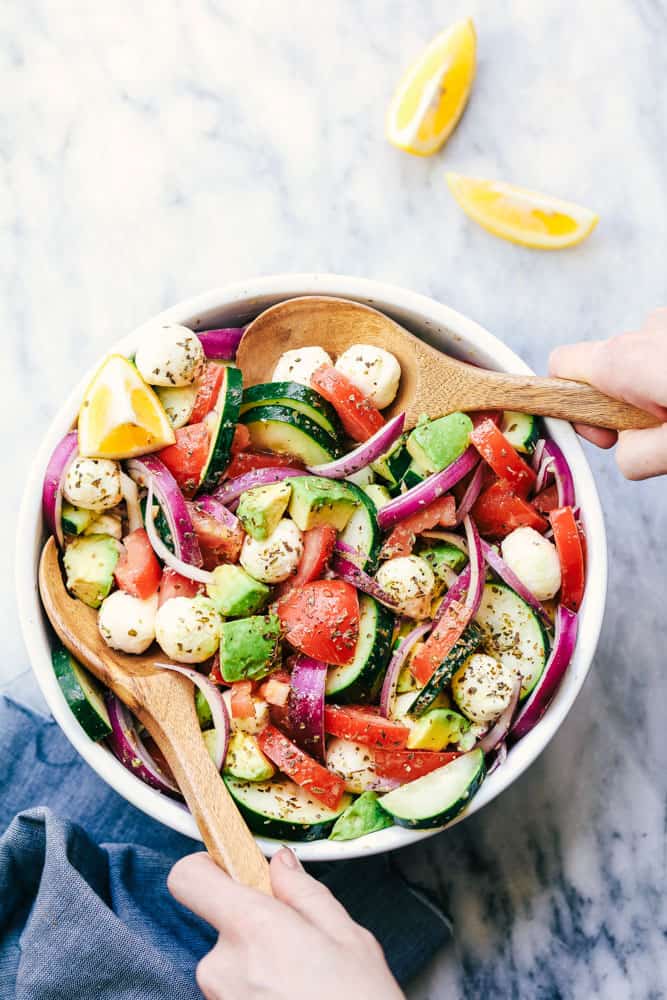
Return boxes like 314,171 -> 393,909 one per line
16,273 -> 607,860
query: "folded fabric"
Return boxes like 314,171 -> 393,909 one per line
0,696 -> 450,998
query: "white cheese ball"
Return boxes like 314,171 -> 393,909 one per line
135,323 -> 206,387
240,518 -> 303,584
64,457 -> 123,512
221,690 -> 270,735
155,595 -> 220,663
375,555 -> 435,620
326,738 -> 384,794
98,591 -> 158,654
272,347 -> 333,387
334,344 -> 401,409
452,653 -> 518,724
501,526 -> 562,601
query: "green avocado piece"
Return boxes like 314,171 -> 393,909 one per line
219,614 -> 281,682
63,534 -> 120,609
288,476 -> 358,531
61,503 -> 95,536
207,564 -> 270,617
406,412 -> 473,475
236,481 -> 292,541
195,688 -> 213,730
407,708 -> 471,751
419,542 -> 469,580
223,731 -> 276,781
329,791 -> 394,841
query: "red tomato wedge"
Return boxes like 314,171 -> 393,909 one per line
470,410 -> 502,427
189,362 -> 226,424
472,480 -> 548,539
374,749 -> 461,783
258,725 -> 345,810
186,500 -> 245,565
274,524 -> 337,599
324,705 -> 410,749
114,528 -> 161,599
279,579 -> 359,666
549,506 -> 586,612
382,495 -> 456,558
470,419 -> 536,497
156,424 -> 210,498
410,599 -> 472,685
231,424 -> 251,454
158,568 -> 201,606
230,681 -> 255,719
258,671 -> 291,707
224,450 -> 304,480
533,483 -> 560,513
311,365 -> 385,442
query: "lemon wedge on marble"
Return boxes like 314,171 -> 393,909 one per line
386,18 -> 476,157
78,354 -> 176,459
446,173 -> 599,249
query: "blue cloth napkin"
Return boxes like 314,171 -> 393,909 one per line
0,696 -> 449,998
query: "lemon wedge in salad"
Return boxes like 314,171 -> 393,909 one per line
386,18 -> 476,157
78,354 -> 176,459
446,173 -> 599,249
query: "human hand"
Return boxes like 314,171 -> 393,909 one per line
549,308 -> 667,479
168,848 -> 405,1000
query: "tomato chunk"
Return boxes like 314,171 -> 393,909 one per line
224,450 -> 304,480
186,500 -> 245,565
230,424 -> 251,454
381,495 -> 456,558
230,681 -> 255,719
470,419 -> 536,497
258,672 -> 291,707
156,424 -> 210,497
258,725 -> 345,809
410,599 -> 472,685
274,524 -> 337,600
279,580 -> 359,666
311,365 -> 385,442
189,362 -> 226,424
324,705 -> 410,749
158,567 -> 202,606
549,506 -> 586,612
472,480 -> 548,539
374,749 -> 462,783
114,528 -> 161,599
533,483 -> 560,513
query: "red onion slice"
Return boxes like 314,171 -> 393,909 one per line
307,413 -> 406,479
42,432 -> 78,547
480,540 -> 552,628
377,447 -> 479,531
196,328 -> 245,360
155,662 -> 230,771
191,493 -> 242,532
287,655 -> 328,761
127,455 -> 202,566
487,741 -> 508,775
213,467 -> 304,505
145,483 -> 214,584
536,440 -> 575,507
531,438 -> 547,472
462,515 -> 484,615
432,564 -> 471,625
455,459 -> 484,525
120,472 -> 143,533
105,692 -> 180,795
331,552 -> 400,610
379,621 -> 432,717
477,676 -> 522,753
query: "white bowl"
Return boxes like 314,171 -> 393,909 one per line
16,274 -> 607,861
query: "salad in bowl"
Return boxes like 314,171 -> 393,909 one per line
39,300 -> 588,846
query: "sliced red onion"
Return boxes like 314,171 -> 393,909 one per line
477,676 -> 522,753
531,438 -> 547,472
380,622 -> 432,717
455,460 -> 484,525
510,605 -> 578,741
145,483 -> 214,584
487,741 -> 508,775
480,540 -> 552,628
536,440 -> 575,507
287,655 -> 328,762
127,455 -> 202,566
191,494 -> 242,532
213,467 -> 303,505
196,327 -> 245,360
42,432 -> 78,547
105,692 -> 180,795
432,564 -> 471,625
120,472 -> 143,533
377,447 -> 479,531
462,515 -> 484,615
155,662 -> 230,771
307,413 -> 406,479
331,552 -> 400,610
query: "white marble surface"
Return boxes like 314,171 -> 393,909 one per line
2,1 -> 666,996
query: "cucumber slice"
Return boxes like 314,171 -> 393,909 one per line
337,482 -> 381,572
224,775 -> 351,841
241,382 -> 343,439
61,503 -> 95,536
52,646 -> 112,741
370,433 -> 411,487
325,595 -> 395,703
401,462 -> 427,491
500,412 -> 540,454
198,365 -> 243,493
378,748 -> 485,829
474,582 -> 549,697
408,623 -> 483,716
241,404 -> 341,466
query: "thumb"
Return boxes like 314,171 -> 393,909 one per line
270,848 -> 355,941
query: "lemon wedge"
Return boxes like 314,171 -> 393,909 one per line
78,354 -> 176,459
446,173 -> 599,249
386,18 -> 476,157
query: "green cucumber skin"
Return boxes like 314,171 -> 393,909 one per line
386,757 -> 486,830
241,382 -> 343,439
325,598 -> 395,704
337,481 -> 381,573
199,366 -> 243,494
223,779 -> 344,842
52,647 -> 112,742
500,412 -> 540,454
408,624 -> 483,717
240,404 -> 342,462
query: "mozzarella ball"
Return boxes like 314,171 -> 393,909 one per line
155,595 -> 220,663
375,555 -> 435,619
272,347 -> 333,387
135,323 -> 205,387
86,512 -> 123,540
221,690 -> 270,735
64,457 -> 123,512
500,526 -> 562,601
155,383 -> 198,428
326,738 -> 385,794
452,653 -> 519,724
335,344 -> 401,409
240,518 -> 303,584
98,591 -> 158,654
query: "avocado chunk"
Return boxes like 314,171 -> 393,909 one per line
419,541 -> 468,581
219,614 -> 281,682
329,791 -> 393,841
61,503 -> 95,536
63,533 -> 120,609
288,476 -> 358,531
195,688 -> 213,730
407,708 -> 471,751
223,731 -> 276,781
407,412 -> 473,475
237,481 -> 292,541
207,564 -> 270,617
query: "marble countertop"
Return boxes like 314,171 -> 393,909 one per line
2,1 -> 666,996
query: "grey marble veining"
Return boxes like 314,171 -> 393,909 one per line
2,2 -> 666,997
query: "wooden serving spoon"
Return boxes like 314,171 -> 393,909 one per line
39,536 -> 272,894
236,296 -> 658,430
